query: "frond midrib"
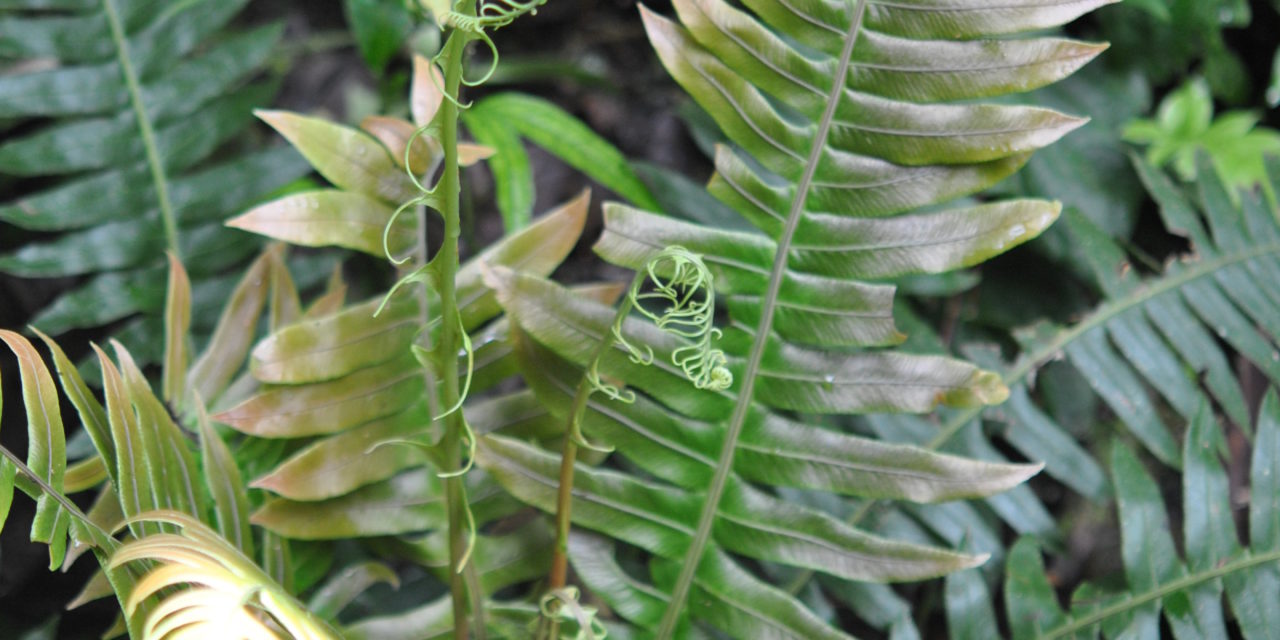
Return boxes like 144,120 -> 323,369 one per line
102,0 -> 181,259
653,1 -> 871,635
1036,549 -> 1280,640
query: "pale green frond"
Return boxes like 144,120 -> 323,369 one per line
110,510 -> 342,640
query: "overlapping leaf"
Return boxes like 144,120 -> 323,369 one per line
0,0 -> 313,358
218,192 -> 589,530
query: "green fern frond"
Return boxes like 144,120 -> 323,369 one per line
213,59 -> 611,634
0,303 -> 272,637
944,389 -> 1280,639
482,0 -> 1112,636
821,155 -> 1280,639
0,0 -> 312,361
0,236 -> 369,635
928,154 -> 1280,510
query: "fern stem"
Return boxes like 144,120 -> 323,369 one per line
434,11 -> 482,638
548,434 -> 578,582
548,290 -> 636,586
539,286 -> 641,639
1037,549 -> 1280,639
103,0 -> 182,261
652,3 -> 868,636
539,428 -> 580,640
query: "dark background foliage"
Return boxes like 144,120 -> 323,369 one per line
2,0 -> 1278,637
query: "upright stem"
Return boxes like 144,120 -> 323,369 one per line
547,314 -> 624,588
539,431 -> 577,640
435,11 -> 480,638
539,284 -> 638,640
548,438 -> 580,589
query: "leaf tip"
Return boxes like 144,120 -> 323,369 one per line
209,404 -> 248,430
248,473 -> 279,493
972,369 -> 1009,406
561,187 -> 592,228
967,552 -> 992,569
254,109 -> 287,127
1016,461 -> 1046,485
27,325 -> 52,344
224,211 -> 250,231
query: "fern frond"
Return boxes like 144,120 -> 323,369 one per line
945,390 -> 1280,639
827,155 -> 1280,640
213,60 -> 610,631
483,0 -> 1111,636
929,155 -> 1280,511
0,0 -> 311,359
0,316 -> 268,637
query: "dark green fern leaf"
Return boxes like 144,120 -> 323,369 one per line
951,390 -> 1280,640
0,0 -> 310,362
932,155 -> 1280,508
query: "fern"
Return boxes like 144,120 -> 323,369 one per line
922,154 -> 1280,517
214,56 -> 617,635
0,0 -> 310,362
0,242 -> 301,636
482,0 -> 1113,636
829,159 -> 1280,627
0,236 -> 438,637
945,390 -> 1280,639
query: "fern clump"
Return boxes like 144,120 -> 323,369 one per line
0,0 -> 315,359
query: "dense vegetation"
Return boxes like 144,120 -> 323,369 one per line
1,0 -> 1279,638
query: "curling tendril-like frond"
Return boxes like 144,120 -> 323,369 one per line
617,246 -> 733,393
110,511 -> 340,640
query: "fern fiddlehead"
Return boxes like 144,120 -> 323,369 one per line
628,246 -> 733,393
